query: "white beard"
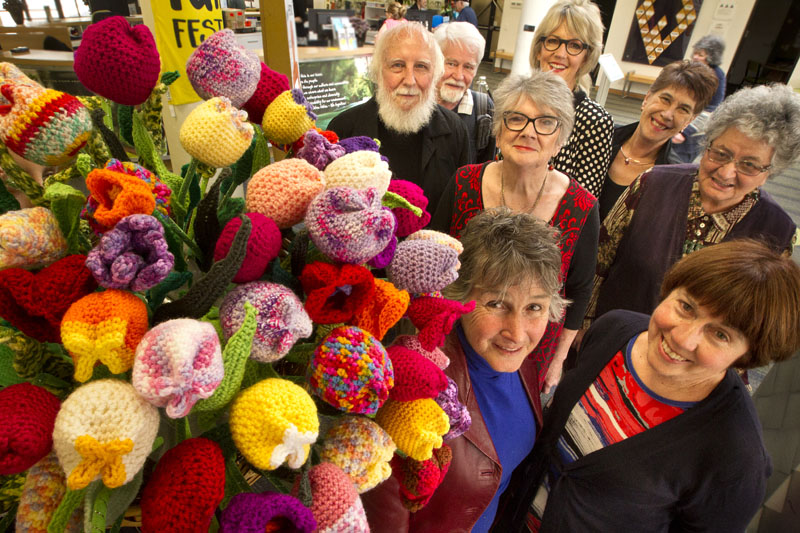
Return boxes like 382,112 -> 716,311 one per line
376,83 -> 437,134
439,83 -> 467,105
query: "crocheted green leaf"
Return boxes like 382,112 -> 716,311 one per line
89,108 -> 128,163
195,302 -> 258,413
118,105 -> 134,146
152,215 -> 252,325
218,197 -> 244,228
146,270 -> 193,311
0,178 -> 20,215
0,344 -> 23,387
43,183 -> 87,255
0,501 -> 18,529
193,169 -> 225,272
382,190 -> 423,217
161,71 -> 180,86
250,126 -> 270,175
0,145 -> 45,206
74,153 -> 95,179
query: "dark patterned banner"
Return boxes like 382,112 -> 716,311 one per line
623,0 -> 703,66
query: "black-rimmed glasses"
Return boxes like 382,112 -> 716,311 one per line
704,146 -> 771,176
502,112 -> 560,135
539,36 -> 589,56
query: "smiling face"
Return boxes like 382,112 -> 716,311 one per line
638,85 -> 698,145
536,22 -> 587,91
380,35 -> 435,112
437,42 -> 478,106
496,97 -> 562,169
697,126 -> 773,214
461,281 -> 552,372
644,288 -> 749,394
692,49 -> 709,64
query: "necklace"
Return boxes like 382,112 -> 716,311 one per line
500,162 -> 549,214
619,145 -> 656,166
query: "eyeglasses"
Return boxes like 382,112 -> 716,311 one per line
704,146 -> 771,176
539,36 -> 589,56
502,111 -> 560,135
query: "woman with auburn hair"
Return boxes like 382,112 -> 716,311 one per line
503,239 -> 800,532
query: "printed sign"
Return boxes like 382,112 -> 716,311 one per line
298,56 -> 372,129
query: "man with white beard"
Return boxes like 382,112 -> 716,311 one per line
329,22 -> 471,212
433,22 -> 496,164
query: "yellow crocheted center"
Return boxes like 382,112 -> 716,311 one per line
67,435 -> 133,490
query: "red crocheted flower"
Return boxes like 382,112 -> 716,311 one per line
300,262 -> 375,324
0,383 -> 61,475
392,443 -> 452,512
406,295 -> 476,351
387,344 -> 448,401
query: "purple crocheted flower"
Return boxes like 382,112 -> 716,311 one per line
85,214 -> 174,291
220,492 -> 316,533
338,136 -> 380,154
368,223 -> 397,269
291,88 -> 317,121
436,377 -> 471,440
297,129 -> 346,170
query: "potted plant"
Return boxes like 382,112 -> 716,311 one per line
3,0 -> 25,25
349,16 -> 369,47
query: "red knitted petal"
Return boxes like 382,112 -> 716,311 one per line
300,262 -> 376,324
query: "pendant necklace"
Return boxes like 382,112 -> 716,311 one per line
500,162 -> 549,214
619,145 -> 656,166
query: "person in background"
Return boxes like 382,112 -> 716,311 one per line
363,208 -> 567,532
408,0 -> 427,11
452,0 -> 478,28
433,22 -> 496,164
585,84 -> 800,349
431,72 -> 599,395
377,1 -> 408,39
292,0 -> 308,42
329,22 -> 471,210
672,35 -> 728,163
529,0 -> 613,199
503,240 -> 800,532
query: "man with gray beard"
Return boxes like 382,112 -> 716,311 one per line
329,22 -> 471,212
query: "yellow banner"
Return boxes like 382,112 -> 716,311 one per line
151,0 -> 224,105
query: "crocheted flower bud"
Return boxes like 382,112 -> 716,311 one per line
297,129 -> 346,170
186,29 -> 260,107
245,158 -> 325,229
406,295 -> 476,351
262,88 -> 316,145
306,463 -> 370,532
387,238 -> 461,295
0,383 -> 60,475
387,344 -> 448,402
15,452 -> 83,532
300,262 -> 375,325
242,61 -> 291,124
392,334 -> 450,369
179,96 -> 254,168
323,150 -> 392,197
391,444 -> 452,512
0,207 -> 67,270
338,135 -> 381,154
221,492 -> 316,533
387,180 -> 431,237
214,212 -> 281,283
375,398 -> 449,462
230,378 -> 319,470
352,278 -> 409,341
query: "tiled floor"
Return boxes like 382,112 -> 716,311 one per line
476,61 -> 800,531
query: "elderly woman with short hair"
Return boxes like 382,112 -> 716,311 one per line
364,208 -> 567,532
529,0 -> 614,197
504,239 -> 800,531
432,71 -> 599,394
585,84 -> 800,341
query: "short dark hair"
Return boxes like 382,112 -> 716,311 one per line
660,240 -> 800,368
648,60 -> 719,114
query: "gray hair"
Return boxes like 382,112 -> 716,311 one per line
693,34 -> 725,67
433,21 -> 486,66
703,84 -> 800,176
443,207 -> 569,322
368,22 -> 444,86
492,72 -> 575,147
529,0 -> 604,85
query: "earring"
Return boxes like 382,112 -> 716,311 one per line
548,159 -> 554,171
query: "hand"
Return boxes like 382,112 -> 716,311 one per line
543,358 -> 564,395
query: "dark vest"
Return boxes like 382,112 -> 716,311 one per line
596,164 -> 796,318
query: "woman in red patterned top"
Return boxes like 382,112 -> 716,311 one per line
431,71 -> 599,394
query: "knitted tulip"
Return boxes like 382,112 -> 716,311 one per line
392,334 -> 450,370
436,377 -> 472,441
84,159 -> 171,232
319,416 -> 396,493
375,398 -> 449,461
229,378 -> 319,470
306,463 -> 370,533
387,344 -> 448,402
297,129 -> 346,170
387,180 -> 431,237
53,379 -> 159,490
140,438 -> 226,533
305,187 -> 396,265
0,84 -> 91,166
262,88 -> 316,145
186,29 -> 260,107
61,289 -> 150,382
292,128 -> 338,153
133,319 -> 223,418
300,262 -> 375,324
220,492 -> 316,533
0,383 -> 60,475
352,278 -> 409,341
407,295 -> 476,351
392,444 -> 452,512
85,214 -> 174,291
214,212 -> 281,283
338,135 -> 381,154
220,282 -> 312,363
245,158 -> 325,229
0,207 -> 67,270
0,62 -> 38,94
405,229 -> 463,254
73,16 -> 161,105
323,150 -> 392,197
308,326 -> 394,415
0,254 -> 97,343
387,239 -> 460,294
179,97 -> 254,168
242,61 -> 291,124
15,452 -> 83,532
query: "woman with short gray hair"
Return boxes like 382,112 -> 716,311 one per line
432,71 -> 600,395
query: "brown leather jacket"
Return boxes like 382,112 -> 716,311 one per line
362,332 -> 543,532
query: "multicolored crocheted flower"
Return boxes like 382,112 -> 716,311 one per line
300,262 -> 375,324
436,377 -> 471,440
297,129 -> 345,170
0,207 -> 67,270
309,326 -> 394,415
392,444 -> 452,512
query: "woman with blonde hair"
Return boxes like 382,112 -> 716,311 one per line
377,2 -> 408,39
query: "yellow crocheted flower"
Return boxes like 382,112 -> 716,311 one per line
179,97 -> 254,168
261,89 -> 315,145
376,398 -> 449,461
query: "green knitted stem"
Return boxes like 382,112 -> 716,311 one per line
153,209 -> 202,262
0,145 -> 45,206
47,488 -> 85,533
195,302 -> 258,412
117,105 -> 134,146
43,165 -> 81,188
78,96 -> 113,167
382,190 -> 423,217
176,158 -> 198,227
0,178 -> 20,214
44,183 -> 87,255
140,82 -> 168,152
89,108 -> 128,163
90,485 -> 110,533
193,170 -> 226,272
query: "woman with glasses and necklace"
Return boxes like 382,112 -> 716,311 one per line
431,71 -> 600,395
583,84 -> 800,357
528,0 -> 614,199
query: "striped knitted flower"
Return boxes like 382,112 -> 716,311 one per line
309,326 -> 394,415
0,84 -> 91,166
